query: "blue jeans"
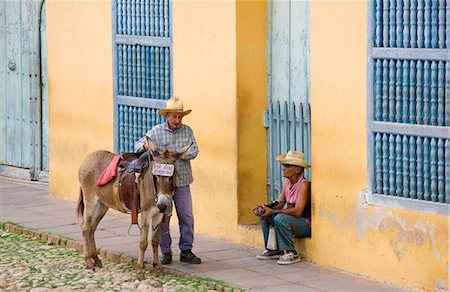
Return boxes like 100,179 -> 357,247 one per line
159,186 -> 195,254
260,214 -> 311,251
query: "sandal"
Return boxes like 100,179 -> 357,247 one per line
277,250 -> 301,265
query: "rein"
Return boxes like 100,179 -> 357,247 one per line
150,162 -> 177,232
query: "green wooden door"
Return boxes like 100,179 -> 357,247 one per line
265,0 -> 311,201
0,0 -> 48,181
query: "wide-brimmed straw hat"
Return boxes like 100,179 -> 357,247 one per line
158,96 -> 192,116
275,150 -> 310,168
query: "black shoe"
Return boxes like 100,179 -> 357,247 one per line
256,249 -> 284,260
160,252 -> 172,265
180,250 -> 201,264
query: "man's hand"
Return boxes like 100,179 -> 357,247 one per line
143,143 -> 148,150
261,207 -> 273,218
252,205 -> 266,217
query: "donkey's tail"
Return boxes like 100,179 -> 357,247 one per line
76,188 -> 84,218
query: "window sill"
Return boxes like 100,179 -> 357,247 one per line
365,193 -> 449,216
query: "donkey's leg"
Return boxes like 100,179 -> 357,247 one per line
80,192 -> 97,269
136,209 -> 151,280
89,201 -> 109,268
151,211 -> 165,274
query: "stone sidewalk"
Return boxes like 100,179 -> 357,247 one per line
0,176 -> 412,291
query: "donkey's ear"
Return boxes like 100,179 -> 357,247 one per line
176,142 -> 193,157
146,137 -> 160,157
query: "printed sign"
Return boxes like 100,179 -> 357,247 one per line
152,163 -> 175,176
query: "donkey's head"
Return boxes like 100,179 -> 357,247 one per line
146,137 -> 192,213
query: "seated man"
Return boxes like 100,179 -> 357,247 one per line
253,150 -> 311,265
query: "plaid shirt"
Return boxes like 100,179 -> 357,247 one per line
134,122 -> 199,187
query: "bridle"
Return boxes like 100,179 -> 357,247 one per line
129,160 -> 177,235
152,164 -> 177,203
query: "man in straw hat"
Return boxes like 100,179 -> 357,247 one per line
252,150 -> 311,265
135,96 -> 201,264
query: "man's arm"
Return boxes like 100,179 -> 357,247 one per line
134,136 -> 147,153
181,128 -> 199,160
275,182 -> 310,217
261,182 -> 310,218
134,130 -> 153,153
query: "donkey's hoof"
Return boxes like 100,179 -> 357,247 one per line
154,265 -> 165,276
94,261 -> 103,268
85,263 -> 94,270
136,273 -> 145,281
154,264 -> 162,270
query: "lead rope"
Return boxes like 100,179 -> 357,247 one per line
148,152 -> 157,197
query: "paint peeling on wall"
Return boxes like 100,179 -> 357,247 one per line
318,190 -> 440,257
315,188 -> 448,290
434,278 -> 446,291
389,240 -> 407,261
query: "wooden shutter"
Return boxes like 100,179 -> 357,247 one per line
0,0 -> 47,181
113,0 -> 172,153
367,0 -> 449,214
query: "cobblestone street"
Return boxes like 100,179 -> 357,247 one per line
0,229 -> 231,291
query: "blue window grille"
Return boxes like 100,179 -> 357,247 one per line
367,0 -> 449,214
112,0 -> 172,153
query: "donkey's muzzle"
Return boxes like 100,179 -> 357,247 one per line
156,194 -> 171,213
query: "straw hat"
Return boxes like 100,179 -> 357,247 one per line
275,150 -> 310,168
158,96 -> 192,116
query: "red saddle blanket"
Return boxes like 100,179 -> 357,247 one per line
96,155 -> 121,186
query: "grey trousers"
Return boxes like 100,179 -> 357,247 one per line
159,185 -> 195,254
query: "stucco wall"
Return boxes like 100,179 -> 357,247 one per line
171,0 -> 240,236
46,0 -> 113,199
171,0 -> 267,244
236,0 -> 268,225
310,1 -> 448,291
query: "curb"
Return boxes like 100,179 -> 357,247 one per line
0,221 -> 241,292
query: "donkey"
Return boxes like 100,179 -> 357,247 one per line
76,137 -> 191,280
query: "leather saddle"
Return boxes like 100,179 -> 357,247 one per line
113,151 -> 151,225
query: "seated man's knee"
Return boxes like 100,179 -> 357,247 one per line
274,214 -> 290,228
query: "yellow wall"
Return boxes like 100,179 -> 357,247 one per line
170,0 -> 266,243
236,0 -> 268,224
310,1 -> 448,291
171,0 -> 240,236
46,0 -> 113,199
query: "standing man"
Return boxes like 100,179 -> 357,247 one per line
134,96 -> 201,264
